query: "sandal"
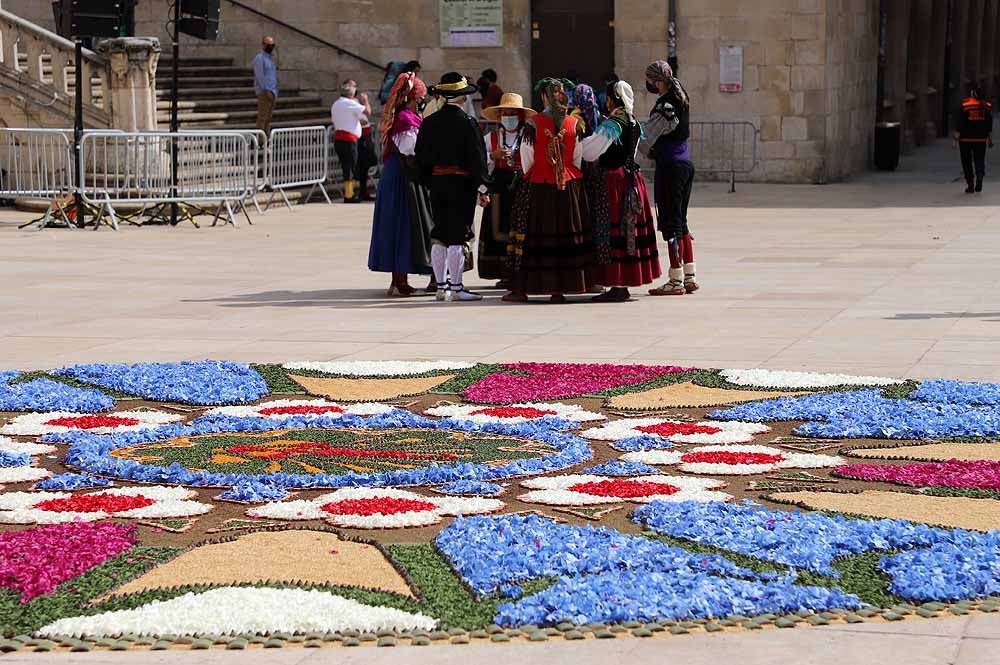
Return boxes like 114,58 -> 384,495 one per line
648,284 -> 687,296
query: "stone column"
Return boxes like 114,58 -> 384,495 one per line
983,0 -> 999,98
965,0 -> 984,85
884,0 -> 911,151
907,0 -> 932,144
927,0 -> 948,136
96,37 -> 161,132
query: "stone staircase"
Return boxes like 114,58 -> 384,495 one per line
156,57 -> 332,131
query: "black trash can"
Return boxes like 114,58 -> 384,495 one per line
874,121 -> 901,171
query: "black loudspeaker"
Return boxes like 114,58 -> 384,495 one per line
59,0 -> 124,39
179,0 -> 220,41
180,0 -> 220,17
178,16 -> 219,41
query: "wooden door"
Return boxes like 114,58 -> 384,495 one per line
530,0 -> 615,108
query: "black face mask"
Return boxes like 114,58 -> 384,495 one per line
646,81 -> 659,95
264,45 -> 275,54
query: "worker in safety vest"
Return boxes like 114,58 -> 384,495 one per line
954,85 -> 994,193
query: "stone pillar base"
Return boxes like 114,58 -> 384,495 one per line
96,37 -> 161,132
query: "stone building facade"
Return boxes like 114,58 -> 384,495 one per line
5,1 -> 998,183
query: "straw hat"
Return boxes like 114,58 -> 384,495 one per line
482,92 -> 537,121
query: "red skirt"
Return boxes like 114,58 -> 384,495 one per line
593,168 -> 662,287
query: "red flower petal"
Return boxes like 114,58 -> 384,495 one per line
43,415 -> 142,430
320,497 -> 438,516
635,422 -> 723,438
679,451 -> 784,466
257,405 -> 345,416
469,406 -> 559,419
567,479 -> 681,498
33,494 -> 155,514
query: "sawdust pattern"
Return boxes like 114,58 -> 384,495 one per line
95,529 -> 416,602
289,374 -> 456,402
846,442 -> 1000,462
767,489 -> 1000,532
606,382 -> 808,411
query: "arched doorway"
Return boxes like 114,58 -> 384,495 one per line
530,0 -> 615,106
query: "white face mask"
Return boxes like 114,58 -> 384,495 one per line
500,116 -> 520,130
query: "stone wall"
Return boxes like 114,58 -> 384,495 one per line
614,0 -> 878,183
2,0 -> 532,112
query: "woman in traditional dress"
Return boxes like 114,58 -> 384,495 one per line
367,73 -> 434,296
570,84 -> 601,137
478,92 -> 535,288
504,78 -> 593,303
640,60 -> 699,296
580,80 -> 662,301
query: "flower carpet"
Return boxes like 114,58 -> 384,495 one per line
1,360 -> 999,651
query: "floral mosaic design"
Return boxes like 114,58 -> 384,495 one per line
0,360 -> 998,648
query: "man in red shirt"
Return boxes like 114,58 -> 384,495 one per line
955,85 -> 994,193
478,69 -> 505,110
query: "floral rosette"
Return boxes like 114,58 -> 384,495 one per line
583,418 -> 770,446
0,486 -> 211,524
249,487 -> 504,529
423,402 -> 606,427
518,474 -> 732,506
1,410 -> 183,436
622,445 -> 843,475
204,399 -> 398,420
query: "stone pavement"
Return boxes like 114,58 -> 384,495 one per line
0,141 -> 998,380
1,138 -> 1000,662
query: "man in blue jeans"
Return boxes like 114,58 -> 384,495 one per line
253,36 -> 278,138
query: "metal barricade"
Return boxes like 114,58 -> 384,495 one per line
0,128 -> 76,229
268,126 -> 332,210
184,128 -> 266,217
687,121 -> 759,192
79,130 -> 253,227
0,128 -> 74,197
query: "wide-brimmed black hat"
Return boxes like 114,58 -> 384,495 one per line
430,71 -> 479,98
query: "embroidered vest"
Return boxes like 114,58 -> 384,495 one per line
528,114 -> 582,187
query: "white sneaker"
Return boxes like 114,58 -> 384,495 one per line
435,283 -> 449,302
450,287 -> 483,302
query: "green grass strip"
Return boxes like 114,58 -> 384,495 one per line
250,364 -> 307,395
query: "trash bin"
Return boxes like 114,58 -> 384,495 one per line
874,121 -> 901,171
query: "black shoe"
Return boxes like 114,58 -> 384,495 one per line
344,197 -> 361,204
976,178 -> 984,192
966,182 -> 976,193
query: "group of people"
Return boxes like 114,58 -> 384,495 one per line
365,61 -> 699,303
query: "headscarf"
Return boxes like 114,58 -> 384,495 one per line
572,84 -> 600,137
607,80 -> 635,117
380,72 -> 427,143
534,77 -> 572,128
645,60 -> 689,109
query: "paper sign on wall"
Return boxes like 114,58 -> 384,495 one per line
440,0 -> 504,48
719,46 -> 743,93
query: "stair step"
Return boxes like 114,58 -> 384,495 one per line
156,96 -> 323,112
179,117 -> 332,131
167,76 -> 256,88
156,66 -> 252,79
156,87 -> 261,100
158,107 -> 331,123
158,57 -> 236,68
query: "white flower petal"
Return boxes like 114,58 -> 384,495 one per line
325,511 -> 442,529
720,368 -> 904,388
247,500 -> 328,521
205,399 -> 396,420
36,587 -> 437,638
583,418 -> 768,444
0,437 -> 57,455
0,466 -> 51,483
429,497 -> 505,515
0,410 -> 183,436
519,489 -> 623,506
424,402 -> 606,425
116,500 -> 213,519
621,451 -> 684,465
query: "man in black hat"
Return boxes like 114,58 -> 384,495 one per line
416,72 -> 490,302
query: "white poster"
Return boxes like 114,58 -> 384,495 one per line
440,0 -> 504,48
719,46 -> 743,93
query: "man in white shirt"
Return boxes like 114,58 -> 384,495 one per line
331,79 -> 371,203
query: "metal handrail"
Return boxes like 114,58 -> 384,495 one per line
224,0 -> 383,72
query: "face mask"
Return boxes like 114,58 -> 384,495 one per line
646,81 -> 659,94
264,44 -> 275,54
500,116 -> 520,130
